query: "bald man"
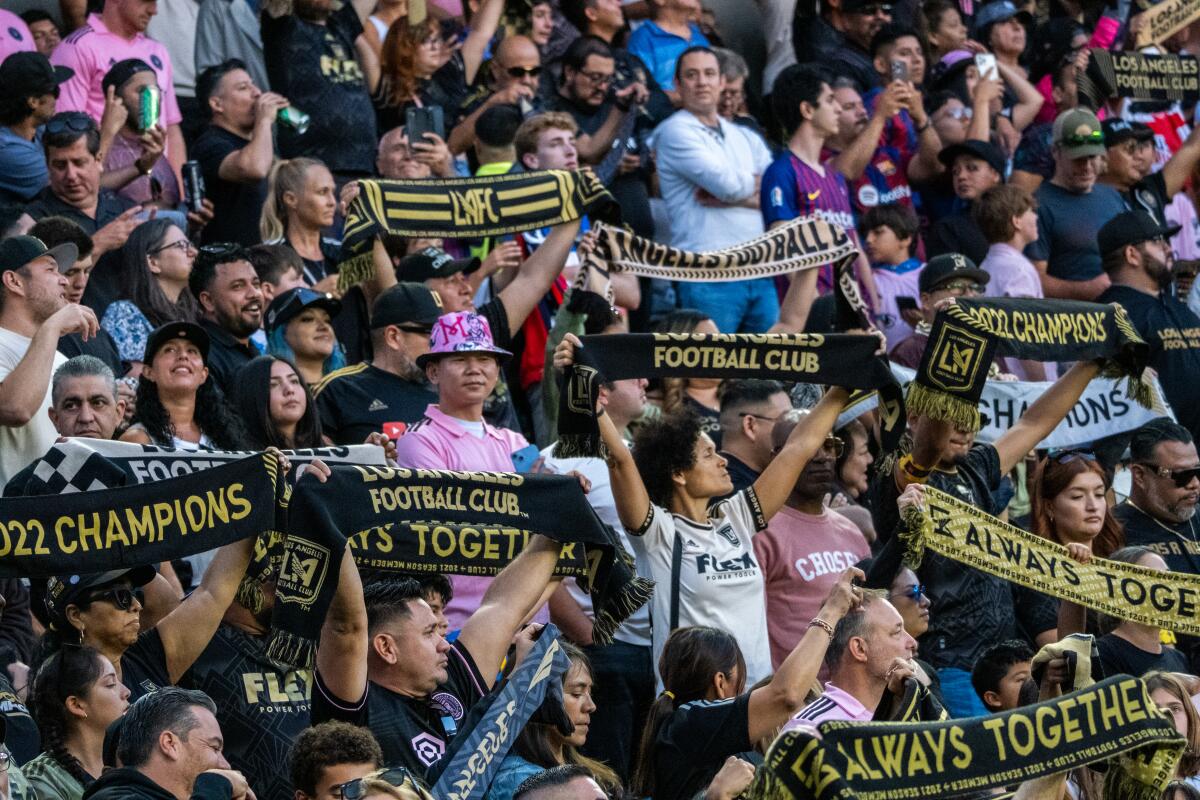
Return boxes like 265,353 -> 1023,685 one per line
376,127 -> 456,179
449,35 -> 545,154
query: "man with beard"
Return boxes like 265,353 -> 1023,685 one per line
548,37 -> 645,168
0,235 -> 94,483
47,355 -> 127,439
793,0 -> 891,94
1098,211 -> 1200,442
1026,108 -> 1125,301
754,411 -> 871,669
187,243 -> 263,394
260,0 -> 377,185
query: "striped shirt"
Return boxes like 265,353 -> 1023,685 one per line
782,683 -> 873,732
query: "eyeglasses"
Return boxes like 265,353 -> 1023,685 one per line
85,587 -> 144,611
45,112 -> 96,136
1137,462 -> 1200,488
1059,130 -> 1104,147
940,106 -> 973,121
579,70 -> 613,86
506,65 -> 542,78
939,280 -> 984,296
1049,449 -> 1096,465
890,584 -> 926,601
854,3 -> 892,14
149,238 -> 194,255
334,768 -> 423,800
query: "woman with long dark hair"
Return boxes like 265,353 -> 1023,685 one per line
632,570 -> 860,800
234,355 -> 324,450
101,219 -> 200,371
23,647 -> 129,800
487,644 -> 621,800
120,322 -> 249,450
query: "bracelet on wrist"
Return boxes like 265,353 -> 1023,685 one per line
809,617 -> 836,638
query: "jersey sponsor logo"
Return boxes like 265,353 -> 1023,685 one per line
368,398 -> 388,411
793,549 -> 863,582
242,669 -> 312,707
695,551 -> 757,576
815,208 -> 857,231
714,522 -> 740,547
431,691 -> 465,721
857,185 -> 880,207
410,732 -> 446,767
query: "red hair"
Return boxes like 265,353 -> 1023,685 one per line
380,19 -> 439,108
1031,455 -> 1124,558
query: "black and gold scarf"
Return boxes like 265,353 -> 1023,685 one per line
554,332 -> 905,458
338,170 -> 616,290
1078,49 -> 1200,109
748,676 -> 1182,800
267,465 -> 652,667
908,298 -> 1149,431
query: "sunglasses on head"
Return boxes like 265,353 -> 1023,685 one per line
86,586 -> 144,611
890,584 -> 926,601
45,112 -> 96,136
1049,449 -> 1096,465
506,65 -> 542,78
334,768 -> 421,800
199,242 -> 240,258
1137,462 -> 1200,488
1059,130 -> 1103,147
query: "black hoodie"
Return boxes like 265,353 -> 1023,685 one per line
82,767 -> 232,800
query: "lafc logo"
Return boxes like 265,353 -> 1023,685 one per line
928,324 -> 988,392
277,539 -> 331,606
566,365 -> 599,414
450,188 -> 500,226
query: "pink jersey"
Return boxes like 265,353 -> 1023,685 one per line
52,13 -> 182,127
783,684 -> 874,732
0,10 -> 35,63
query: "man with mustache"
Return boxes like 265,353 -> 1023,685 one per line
1097,211 -> 1200,444
187,243 -> 263,395
47,355 -> 127,439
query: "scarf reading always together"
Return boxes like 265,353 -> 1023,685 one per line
749,676 -> 1182,800
0,454 -> 281,577
901,486 -> 1200,635
908,298 -> 1150,432
338,170 -> 616,290
268,465 -> 652,666
554,333 -> 905,458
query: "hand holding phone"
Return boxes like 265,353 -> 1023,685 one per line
890,60 -> 908,82
975,53 -> 998,81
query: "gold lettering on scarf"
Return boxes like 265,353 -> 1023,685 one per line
450,188 -> 500,227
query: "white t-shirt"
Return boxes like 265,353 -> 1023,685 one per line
540,447 -> 653,647
629,488 -> 772,687
0,327 -> 66,485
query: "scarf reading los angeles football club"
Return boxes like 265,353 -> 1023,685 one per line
0,454 -> 281,577
1078,49 -> 1200,108
267,465 -> 652,666
749,675 -> 1182,800
901,486 -> 1200,636
907,297 -> 1150,431
338,170 -> 617,290
554,333 -> 906,458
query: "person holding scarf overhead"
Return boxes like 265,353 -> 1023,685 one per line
553,332 -> 852,688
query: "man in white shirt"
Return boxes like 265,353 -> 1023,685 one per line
0,235 -> 96,484
651,46 -> 774,333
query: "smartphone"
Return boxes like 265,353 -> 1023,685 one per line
890,59 -> 908,82
975,52 -> 998,81
511,444 -> 540,473
896,296 -> 919,312
405,106 -> 445,147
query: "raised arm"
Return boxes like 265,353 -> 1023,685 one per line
457,534 -> 562,687
460,0 -> 506,84
768,261 -> 819,333
745,567 -> 861,743
834,87 -> 897,181
1162,124 -> 1200,197
751,386 -> 848,520
497,219 -> 582,336
315,543 -> 368,703
996,61 -> 1044,132
993,360 -> 1100,473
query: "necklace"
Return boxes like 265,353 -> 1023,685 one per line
1126,500 -> 1200,550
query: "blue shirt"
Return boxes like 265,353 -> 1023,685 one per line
0,126 -> 48,203
627,20 -> 709,91
1026,182 -> 1126,282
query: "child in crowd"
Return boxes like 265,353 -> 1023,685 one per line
860,204 -> 924,350
971,639 -> 1036,713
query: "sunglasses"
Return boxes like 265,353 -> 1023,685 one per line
853,3 -> 892,14
1137,462 -> 1200,488
1049,449 -> 1096,465
890,584 -> 927,601
86,587 -> 145,611
46,112 -> 96,136
1059,130 -> 1103,147
397,323 -> 434,335
335,768 -> 421,800
506,65 -> 542,78
940,280 -> 984,295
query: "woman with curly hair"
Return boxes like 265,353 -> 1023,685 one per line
554,333 -> 850,689
120,322 -> 249,449
23,647 -> 129,800
101,219 -> 200,371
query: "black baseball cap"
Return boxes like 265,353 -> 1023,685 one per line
1101,118 -> 1155,148
919,253 -> 991,293
101,58 -> 154,94
0,51 -> 73,97
45,566 -> 157,621
938,139 -> 1007,177
1097,210 -> 1181,256
143,321 -> 211,364
370,282 -> 445,330
0,235 -> 78,275
396,246 -> 481,283
264,287 -> 342,333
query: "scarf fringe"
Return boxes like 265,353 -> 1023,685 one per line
591,576 -> 654,646
899,504 -> 929,570
235,577 -> 265,615
905,382 -> 981,432
551,434 -> 608,460
337,252 -> 376,293
265,629 -> 317,670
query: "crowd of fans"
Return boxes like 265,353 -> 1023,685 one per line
3,0 -> 1200,796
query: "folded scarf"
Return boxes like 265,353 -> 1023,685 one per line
554,332 -> 905,458
749,675 -> 1183,800
267,465 -> 652,667
338,170 -> 617,290
908,298 -> 1150,432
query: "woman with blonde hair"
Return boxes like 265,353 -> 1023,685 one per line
260,158 -> 339,290
339,768 -> 435,800
1145,671 -> 1200,786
